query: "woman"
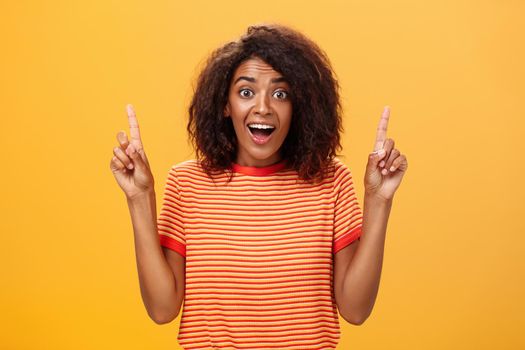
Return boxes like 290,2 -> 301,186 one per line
110,23 -> 408,350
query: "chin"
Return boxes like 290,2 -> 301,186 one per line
249,145 -> 280,157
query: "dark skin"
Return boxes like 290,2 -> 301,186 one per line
110,105 -> 185,323
110,101 -> 407,325
334,106 -> 408,324
223,57 -> 293,167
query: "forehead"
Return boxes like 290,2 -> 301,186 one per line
232,57 -> 282,79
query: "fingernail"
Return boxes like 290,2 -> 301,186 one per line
382,168 -> 388,175
390,166 -> 395,172
128,163 -> 134,169
379,161 -> 385,167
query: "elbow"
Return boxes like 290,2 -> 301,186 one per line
149,308 -> 178,325
151,312 -> 176,325
152,315 -> 173,325
149,294 -> 184,325
149,311 -> 171,325
342,314 -> 366,326
153,319 -> 173,325
350,315 -> 368,326
340,308 -> 370,326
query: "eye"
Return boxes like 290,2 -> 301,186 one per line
239,89 -> 254,98
273,90 -> 289,100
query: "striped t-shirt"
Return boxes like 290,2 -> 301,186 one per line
157,157 -> 363,350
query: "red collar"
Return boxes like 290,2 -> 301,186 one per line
232,159 -> 288,176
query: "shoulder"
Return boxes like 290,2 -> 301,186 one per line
164,159 -> 204,181
169,159 -> 229,184
328,156 -> 358,188
328,156 -> 352,177
171,159 -> 202,173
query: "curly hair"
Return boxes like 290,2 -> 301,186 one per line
187,23 -> 344,184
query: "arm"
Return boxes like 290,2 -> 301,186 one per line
127,190 -> 185,324
335,106 -> 407,325
334,193 -> 392,325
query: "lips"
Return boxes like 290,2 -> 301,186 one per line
246,125 -> 275,145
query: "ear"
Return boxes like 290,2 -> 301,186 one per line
223,102 -> 230,118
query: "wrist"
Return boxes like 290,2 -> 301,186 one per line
364,191 -> 393,205
127,189 -> 156,204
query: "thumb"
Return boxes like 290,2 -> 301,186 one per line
367,149 -> 386,170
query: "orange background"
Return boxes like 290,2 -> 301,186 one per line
1,0 -> 524,349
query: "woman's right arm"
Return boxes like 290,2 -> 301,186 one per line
127,190 -> 184,324
110,104 -> 184,324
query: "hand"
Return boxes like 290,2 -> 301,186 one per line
109,104 -> 155,200
364,106 -> 408,201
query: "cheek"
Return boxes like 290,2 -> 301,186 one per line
281,105 -> 293,131
230,100 -> 251,119
226,96 -> 247,134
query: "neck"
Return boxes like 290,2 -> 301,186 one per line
234,152 -> 283,168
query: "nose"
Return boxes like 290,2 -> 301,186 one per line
254,92 -> 271,116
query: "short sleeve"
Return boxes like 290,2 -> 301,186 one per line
332,159 -> 363,255
157,166 -> 186,257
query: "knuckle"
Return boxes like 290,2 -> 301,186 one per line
111,157 -> 122,169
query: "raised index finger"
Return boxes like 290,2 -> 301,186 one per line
126,104 -> 143,150
374,106 -> 390,151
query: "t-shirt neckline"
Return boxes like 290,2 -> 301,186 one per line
232,159 -> 288,176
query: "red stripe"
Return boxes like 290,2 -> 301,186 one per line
155,158 -> 362,349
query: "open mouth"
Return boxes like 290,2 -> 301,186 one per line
247,124 -> 276,145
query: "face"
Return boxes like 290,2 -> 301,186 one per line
224,57 -> 292,167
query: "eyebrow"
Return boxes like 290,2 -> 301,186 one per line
233,76 -> 288,84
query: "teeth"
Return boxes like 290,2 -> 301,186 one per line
248,123 -> 275,130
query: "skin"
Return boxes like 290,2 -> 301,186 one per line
110,90 -> 408,326
334,106 -> 408,325
110,105 -> 185,324
223,57 -> 293,167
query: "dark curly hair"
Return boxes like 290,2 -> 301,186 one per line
187,23 -> 344,184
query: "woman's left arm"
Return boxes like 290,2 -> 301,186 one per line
338,106 -> 408,324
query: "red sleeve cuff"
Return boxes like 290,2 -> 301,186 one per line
159,234 -> 186,258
